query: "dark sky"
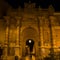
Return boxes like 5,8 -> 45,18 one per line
5,0 -> 60,11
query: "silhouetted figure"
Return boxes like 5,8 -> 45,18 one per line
0,47 -> 3,60
15,56 -> 18,60
44,57 -> 51,60
44,55 -> 56,60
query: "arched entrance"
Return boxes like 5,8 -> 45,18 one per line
22,27 -> 39,59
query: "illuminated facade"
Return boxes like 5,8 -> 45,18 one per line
0,2 -> 60,60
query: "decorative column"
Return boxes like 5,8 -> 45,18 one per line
16,17 -> 20,46
38,16 -> 44,59
38,16 -> 43,47
15,16 -> 22,58
36,15 -> 41,60
38,7 -> 43,59
48,5 -> 55,60
4,16 -> 10,57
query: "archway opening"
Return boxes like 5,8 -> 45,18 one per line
26,39 -> 34,52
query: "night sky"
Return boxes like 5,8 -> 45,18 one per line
5,0 -> 60,11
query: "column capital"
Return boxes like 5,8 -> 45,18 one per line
15,16 -> 22,19
4,16 -> 10,26
15,16 -> 22,26
4,16 -> 10,20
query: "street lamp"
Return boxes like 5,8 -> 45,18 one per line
29,40 -> 32,43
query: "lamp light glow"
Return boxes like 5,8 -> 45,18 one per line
29,40 -> 32,43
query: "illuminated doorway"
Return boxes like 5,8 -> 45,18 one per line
26,39 -> 34,52
25,39 -> 35,60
